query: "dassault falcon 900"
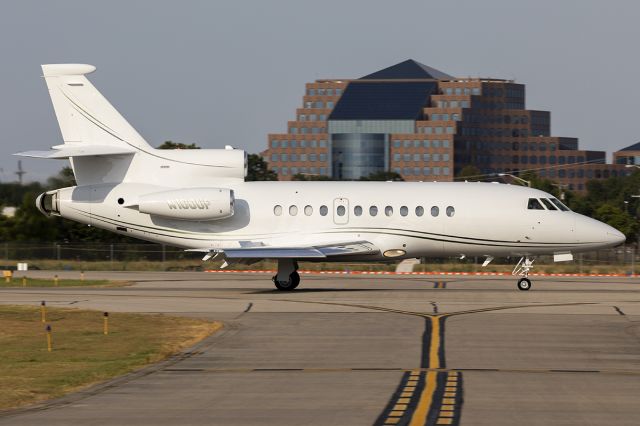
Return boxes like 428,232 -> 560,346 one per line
17,64 -> 626,291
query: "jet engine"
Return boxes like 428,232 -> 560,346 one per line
135,188 -> 234,221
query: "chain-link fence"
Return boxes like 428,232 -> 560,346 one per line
0,243 -> 637,274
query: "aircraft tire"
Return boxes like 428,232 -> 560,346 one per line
517,278 -> 531,291
273,271 -> 300,291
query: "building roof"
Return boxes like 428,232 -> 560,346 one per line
329,81 -> 437,120
360,59 -> 453,80
618,142 -> 640,152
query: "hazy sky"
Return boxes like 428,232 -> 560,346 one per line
1,0 -> 639,182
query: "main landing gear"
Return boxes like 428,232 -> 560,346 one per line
272,259 -> 300,291
513,256 -> 535,291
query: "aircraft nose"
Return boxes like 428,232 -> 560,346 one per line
605,226 -> 626,246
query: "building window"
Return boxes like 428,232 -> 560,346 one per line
310,154 -> 317,162
433,140 -> 441,148
433,167 -> 441,175
443,167 -> 450,175
431,206 -> 439,217
423,167 -> 431,175
327,101 -> 334,108
435,127 -> 444,135
413,167 -> 420,175
403,167 -> 412,176
423,140 -> 430,148
281,154 -> 288,161
394,140 -> 401,148
413,154 -> 420,162
369,206 -> 378,216
443,154 -> 450,162
320,140 -> 327,148
320,154 -> 327,162
291,167 -> 298,174
433,154 -> 440,162
271,154 -> 278,162
446,127 -> 454,134
290,128 -> 298,134
274,205 -> 283,216
272,140 -> 279,148
281,167 -> 288,175
320,167 -> 327,175
300,154 -> 307,161
394,153 -> 401,161
308,89 -> 316,96
315,101 -> 323,108
404,140 -> 411,148
404,154 -> 411,162
291,154 -> 298,162
472,87 -> 481,95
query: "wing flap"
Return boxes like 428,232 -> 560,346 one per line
188,240 -> 380,260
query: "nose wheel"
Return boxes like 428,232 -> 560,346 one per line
517,277 -> 531,291
513,256 -> 535,291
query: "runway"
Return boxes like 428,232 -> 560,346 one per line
1,272 -> 640,425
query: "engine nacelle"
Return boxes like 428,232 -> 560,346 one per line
136,188 -> 234,221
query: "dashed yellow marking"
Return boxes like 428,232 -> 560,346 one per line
445,386 -> 457,391
393,404 -> 408,411
439,411 -> 454,417
442,398 -> 456,405
440,404 -> 455,411
436,418 -> 453,425
385,419 -> 400,425
444,392 -> 456,397
389,410 -> 405,417
401,392 -> 414,398
405,386 -> 416,391
397,398 -> 411,404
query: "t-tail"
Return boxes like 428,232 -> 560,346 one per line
16,64 -> 246,187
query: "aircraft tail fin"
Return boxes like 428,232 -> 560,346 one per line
40,64 -> 151,152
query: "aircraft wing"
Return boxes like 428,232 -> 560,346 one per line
188,240 -> 380,260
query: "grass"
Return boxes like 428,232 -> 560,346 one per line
0,278 -> 120,288
0,305 -> 221,411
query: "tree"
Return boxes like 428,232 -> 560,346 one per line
47,166 -> 76,189
246,154 -> 277,181
360,171 -> 404,181
291,173 -> 331,181
157,141 -> 200,149
457,165 -> 482,180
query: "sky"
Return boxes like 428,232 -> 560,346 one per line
1,0 -> 639,182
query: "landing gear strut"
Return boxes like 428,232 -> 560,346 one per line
513,256 -> 534,291
272,259 -> 300,291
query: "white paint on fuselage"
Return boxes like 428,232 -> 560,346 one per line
56,181 -> 624,260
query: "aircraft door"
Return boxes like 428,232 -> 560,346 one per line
333,198 -> 349,225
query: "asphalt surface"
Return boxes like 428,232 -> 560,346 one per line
1,271 -> 640,425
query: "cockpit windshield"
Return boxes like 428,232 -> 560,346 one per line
550,198 -> 570,211
540,198 -> 557,210
527,198 -> 545,210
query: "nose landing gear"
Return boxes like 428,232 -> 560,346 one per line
513,256 -> 535,291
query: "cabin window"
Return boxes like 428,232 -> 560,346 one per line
319,205 -> 328,216
446,206 -> 455,217
527,198 -> 545,210
540,199 -> 557,210
304,205 -> 313,216
415,206 -> 424,217
550,198 -> 570,211
431,206 -> 439,217
274,205 -> 283,216
400,206 -> 408,217
337,205 -> 346,216
385,206 -> 393,216
354,206 -> 363,216
289,205 -> 298,216
369,206 -> 378,216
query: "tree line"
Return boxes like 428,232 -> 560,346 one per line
1,142 -> 639,243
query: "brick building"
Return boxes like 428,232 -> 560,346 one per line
264,59 -> 629,191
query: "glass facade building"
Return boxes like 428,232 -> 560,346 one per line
263,59 -> 630,191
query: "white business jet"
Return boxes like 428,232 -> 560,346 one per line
17,64 -> 625,291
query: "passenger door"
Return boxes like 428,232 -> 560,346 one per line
333,197 -> 349,225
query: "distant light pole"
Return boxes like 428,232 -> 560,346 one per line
551,183 -> 569,201
498,173 -> 531,187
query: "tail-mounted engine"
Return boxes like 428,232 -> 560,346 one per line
132,188 -> 235,221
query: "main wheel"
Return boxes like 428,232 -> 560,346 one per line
517,277 -> 531,291
273,271 -> 300,291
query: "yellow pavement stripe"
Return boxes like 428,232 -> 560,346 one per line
439,411 -> 454,417
440,404 -> 455,411
405,386 -> 416,391
401,392 -> 414,398
409,370 -> 438,426
397,398 -> 411,404
442,398 -> 456,405
389,410 -> 405,417
429,317 -> 442,369
385,419 -> 400,425
444,392 -> 456,397
436,418 -> 453,425
393,404 -> 408,411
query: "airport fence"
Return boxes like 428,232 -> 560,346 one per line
0,242 -> 637,274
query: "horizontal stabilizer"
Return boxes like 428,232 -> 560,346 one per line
15,144 -> 136,159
